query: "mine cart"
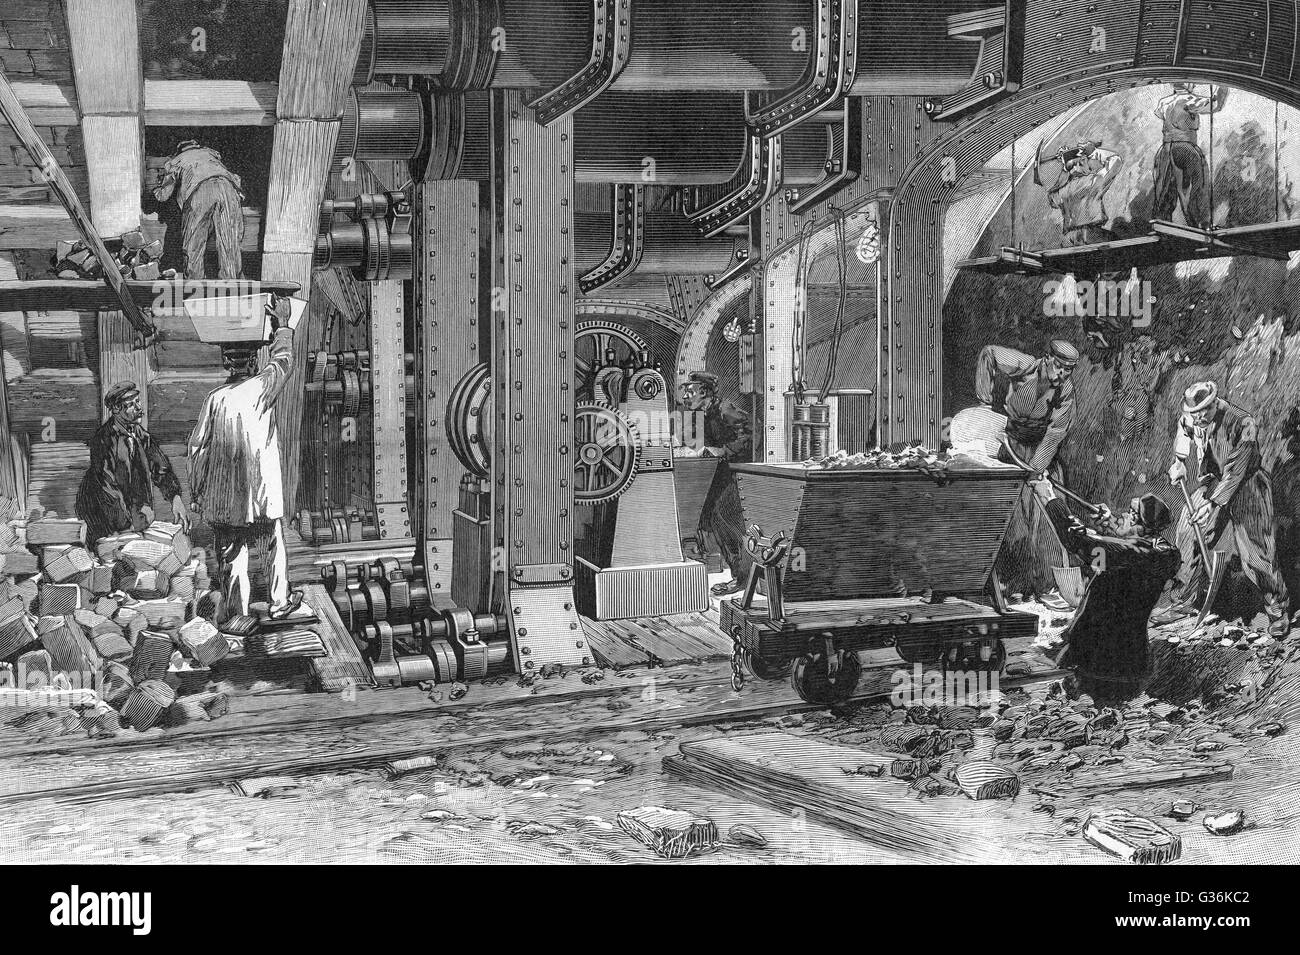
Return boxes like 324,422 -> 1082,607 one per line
720,462 -> 1040,704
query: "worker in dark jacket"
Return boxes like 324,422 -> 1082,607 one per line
680,371 -> 753,597
75,382 -> 190,547
152,139 -> 245,280
1034,480 -> 1180,704
1169,381 -> 1290,636
975,339 -> 1079,601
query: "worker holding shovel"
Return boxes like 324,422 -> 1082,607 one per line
1168,382 -> 1290,636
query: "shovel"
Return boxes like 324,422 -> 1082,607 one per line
1175,477 -> 1228,628
999,439 -> 1094,608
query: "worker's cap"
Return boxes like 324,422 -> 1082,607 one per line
1134,493 -> 1172,533
1183,381 -> 1219,414
687,371 -> 720,389
1047,340 -> 1080,366
103,381 -> 140,408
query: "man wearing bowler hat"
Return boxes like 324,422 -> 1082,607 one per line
1168,380 -> 1290,636
76,381 -> 190,547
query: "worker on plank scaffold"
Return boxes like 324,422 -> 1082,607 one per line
1152,82 -> 1229,229
975,339 -> 1079,604
1168,381 -> 1290,637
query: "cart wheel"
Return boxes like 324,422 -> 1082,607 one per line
894,636 -> 942,665
743,649 -> 791,682
943,638 -> 1006,673
791,650 -> 862,705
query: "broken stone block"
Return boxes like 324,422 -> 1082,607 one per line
0,549 -> 39,577
119,679 -> 176,731
165,690 -> 230,726
119,538 -> 173,570
0,606 -> 36,659
115,565 -> 168,600
890,756 -> 937,781
36,615 -> 99,674
24,518 -> 86,547
41,546 -> 94,583
134,598 -> 187,630
75,563 -> 114,595
1083,810 -> 1182,864
616,807 -> 719,859
114,605 -> 147,640
1203,810 -> 1245,835
95,532 -> 142,561
988,718 -> 1016,742
1166,799 -> 1198,821
178,616 -> 229,667
91,630 -> 132,662
129,630 -> 175,684
954,760 -> 1020,800
37,582 -> 82,616
100,660 -> 133,708
727,824 -> 767,848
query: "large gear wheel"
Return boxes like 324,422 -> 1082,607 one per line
576,321 -> 648,403
445,362 -> 491,478
574,403 -> 641,505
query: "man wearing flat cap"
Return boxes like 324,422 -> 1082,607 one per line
679,370 -> 754,597
1169,380 -> 1289,635
1033,480 -> 1180,704
76,381 -> 190,548
975,339 -> 1080,597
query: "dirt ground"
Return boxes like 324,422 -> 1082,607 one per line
2,607 -> 1298,865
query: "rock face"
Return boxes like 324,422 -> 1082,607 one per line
944,85 -> 1300,596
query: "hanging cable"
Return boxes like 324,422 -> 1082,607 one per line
790,218 -> 816,403
1276,98 -> 1281,223
1010,133 -> 1018,249
818,207 -> 849,404
1208,83 -> 1215,229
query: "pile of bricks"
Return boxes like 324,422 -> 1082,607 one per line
0,512 -> 231,735
51,231 -> 176,283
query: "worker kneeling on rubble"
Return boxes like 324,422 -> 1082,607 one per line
1033,480 -> 1180,704
187,295 -> 302,622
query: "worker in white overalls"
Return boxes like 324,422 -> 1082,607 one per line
188,295 -> 303,622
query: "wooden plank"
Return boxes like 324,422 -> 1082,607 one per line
665,733 -> 989,862
0,64 -> 150,339
0,278 -> 300,313
301,581 -> 373,692
9,80 -> 281,127
63,0 -> 143,116
606,617 -> 696,666
99,310 -> 147,420
144,80 -> 278,126
580,616 -> 652,669
1034,760 -> 1235,797
0,203 -> 80,249
275,0 -> 370,121
9,80 -> 78,125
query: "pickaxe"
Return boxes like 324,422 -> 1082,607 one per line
1174,477 -> 1228,629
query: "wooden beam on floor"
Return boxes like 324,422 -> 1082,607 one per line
263,0 -> 369,519
301,582 -> 374,691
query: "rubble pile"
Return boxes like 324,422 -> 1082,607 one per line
802,444 -> 1010,482
50,231 -> 176,283
0,511 -> 232,740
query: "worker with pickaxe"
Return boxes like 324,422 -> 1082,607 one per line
1168,382 -> 1290,636
1036,139 -> 1124,247
1008,441 -> 1181,704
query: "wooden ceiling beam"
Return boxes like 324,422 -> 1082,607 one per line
10,80 -> 280,127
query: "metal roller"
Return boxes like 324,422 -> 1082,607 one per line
426,638 -> 458,683
395,653 -> 439,685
